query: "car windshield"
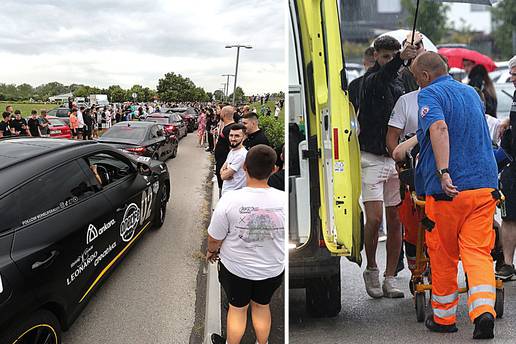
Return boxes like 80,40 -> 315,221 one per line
146,116 -> 169,124
102,126 -> 147,140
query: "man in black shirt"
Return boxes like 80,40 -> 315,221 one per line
214,106 -> 236,191
242,112 -> 270,150
348,47 -> 375,113
358,35 -> 417,300
27,110 -> 40,137
498,56 -> 516,280
10,110 -> 29,136
268,144 -> 284,191
0,112 -> 14,138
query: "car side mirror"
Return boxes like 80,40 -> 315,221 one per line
137,162 -> 152,176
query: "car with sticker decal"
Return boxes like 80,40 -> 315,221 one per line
0,137 -> 170,343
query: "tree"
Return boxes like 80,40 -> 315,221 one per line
213,90 -> 225,101
157,72 -> 198,102
228,86 -> 245,103
401,0 -> 450,44
16,83 -> 34,100
206,92 -> 213,101
491,0 -> 516,59
107,85 -> 127,103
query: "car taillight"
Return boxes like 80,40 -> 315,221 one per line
126,147 -> 146,153
164,125 -> 176,132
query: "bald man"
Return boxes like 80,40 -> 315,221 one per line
214,106 -> 236,191
412,52 -> 499,339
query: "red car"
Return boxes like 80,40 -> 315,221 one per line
47,116 -> 71,139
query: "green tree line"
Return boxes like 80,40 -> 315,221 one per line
0,72 -> 211,103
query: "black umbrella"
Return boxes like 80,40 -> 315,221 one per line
411,0 -> 498,44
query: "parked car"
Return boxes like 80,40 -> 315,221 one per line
98,121 -> 178,161
164,108 -> 198,132
144,113 -> 188,139
47,116 -> 72,139
47,106 -> 70,125
0,138 -> 170,343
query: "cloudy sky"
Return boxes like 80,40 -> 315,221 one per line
0,0 -> 285,95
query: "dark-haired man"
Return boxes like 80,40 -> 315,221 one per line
358,35 -> 417,299
242,112 -> 270,150
0,112 -> 14,138
221,124 -> 248,195
348,46 -> 375,112
28,110 -> 40,137
215,106 -> 236,191
207,144 -> 285,344
11,110 -> 29,136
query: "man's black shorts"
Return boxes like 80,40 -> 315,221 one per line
218,262 -> 283,308
500,166 -> 516,221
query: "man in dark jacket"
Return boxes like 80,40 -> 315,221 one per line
348,47 -> 375,112
498,55 -> 516,280
242,112 -> 270,150
358,35 -> 417,299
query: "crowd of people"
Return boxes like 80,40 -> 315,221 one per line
350,29 -> 516,340
201,104 -> 284,344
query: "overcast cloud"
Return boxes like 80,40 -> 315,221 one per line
0,0 -> 285,94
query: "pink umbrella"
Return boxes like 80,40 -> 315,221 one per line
437,48 -> 497,72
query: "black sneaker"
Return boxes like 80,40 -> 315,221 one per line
473,312 -> 494,339
211,333 -> 226,344
495,264 -> 514,281
425,315 -> 458,333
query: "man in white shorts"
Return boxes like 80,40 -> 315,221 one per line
221,123 -> 248,195
207,144 -> 285,344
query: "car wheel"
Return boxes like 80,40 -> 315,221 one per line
3,310 -> 61,344
153,184 -> 168,229
306,273 -> 342,317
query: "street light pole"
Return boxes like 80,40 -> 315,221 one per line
225,44 -> 252,105
221,74 -> 234,101
221,83 -> 227,101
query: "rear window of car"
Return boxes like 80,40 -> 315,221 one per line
102,126 -> 147,140
146,116 -> 169,124
48,118 -> 66,126
56,109 -> 69,116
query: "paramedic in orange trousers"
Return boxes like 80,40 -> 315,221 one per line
412,52 -> 499,339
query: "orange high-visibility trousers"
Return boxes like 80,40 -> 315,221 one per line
425,188 -> 497,325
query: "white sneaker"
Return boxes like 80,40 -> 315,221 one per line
363,267 -> 383,298
378,230 -> 387,242
383,276 -> 404,298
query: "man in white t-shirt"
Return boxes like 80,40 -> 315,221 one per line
386,89 -> 420,155
207,144 -> 285,344
221,123 -> 248,195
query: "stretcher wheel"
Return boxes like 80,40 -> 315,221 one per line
495,287 -> 504,319
415,292 -> 425,322
409,280 -> 415,296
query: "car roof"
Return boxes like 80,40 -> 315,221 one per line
0,138 -> 116,196
112,121 -> 155,127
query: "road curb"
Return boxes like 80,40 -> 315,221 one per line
203,177 -> 221,344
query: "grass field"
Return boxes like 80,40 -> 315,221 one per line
248,100 -> 285,121
0,101 -> 58,117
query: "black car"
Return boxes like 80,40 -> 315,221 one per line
98,121 -> 178,161
0,138 -> 170,343
164,108 -> 198,132
47,107 -> 71,125
144,113 -> 188,139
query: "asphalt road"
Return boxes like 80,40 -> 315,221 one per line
289,242 -> 516,344
62,133 -> 211,344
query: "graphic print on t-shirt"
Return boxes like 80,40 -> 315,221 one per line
236,206 -> 284,246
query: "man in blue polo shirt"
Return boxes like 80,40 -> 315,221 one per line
412,52 -> 499,339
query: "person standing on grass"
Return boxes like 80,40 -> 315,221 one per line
207,144 -> 285,344
28,110 -> 40,137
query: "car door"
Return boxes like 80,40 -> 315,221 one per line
10,159 -> 115,308
148,125 -> 166,160
292,0 -> 362,262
